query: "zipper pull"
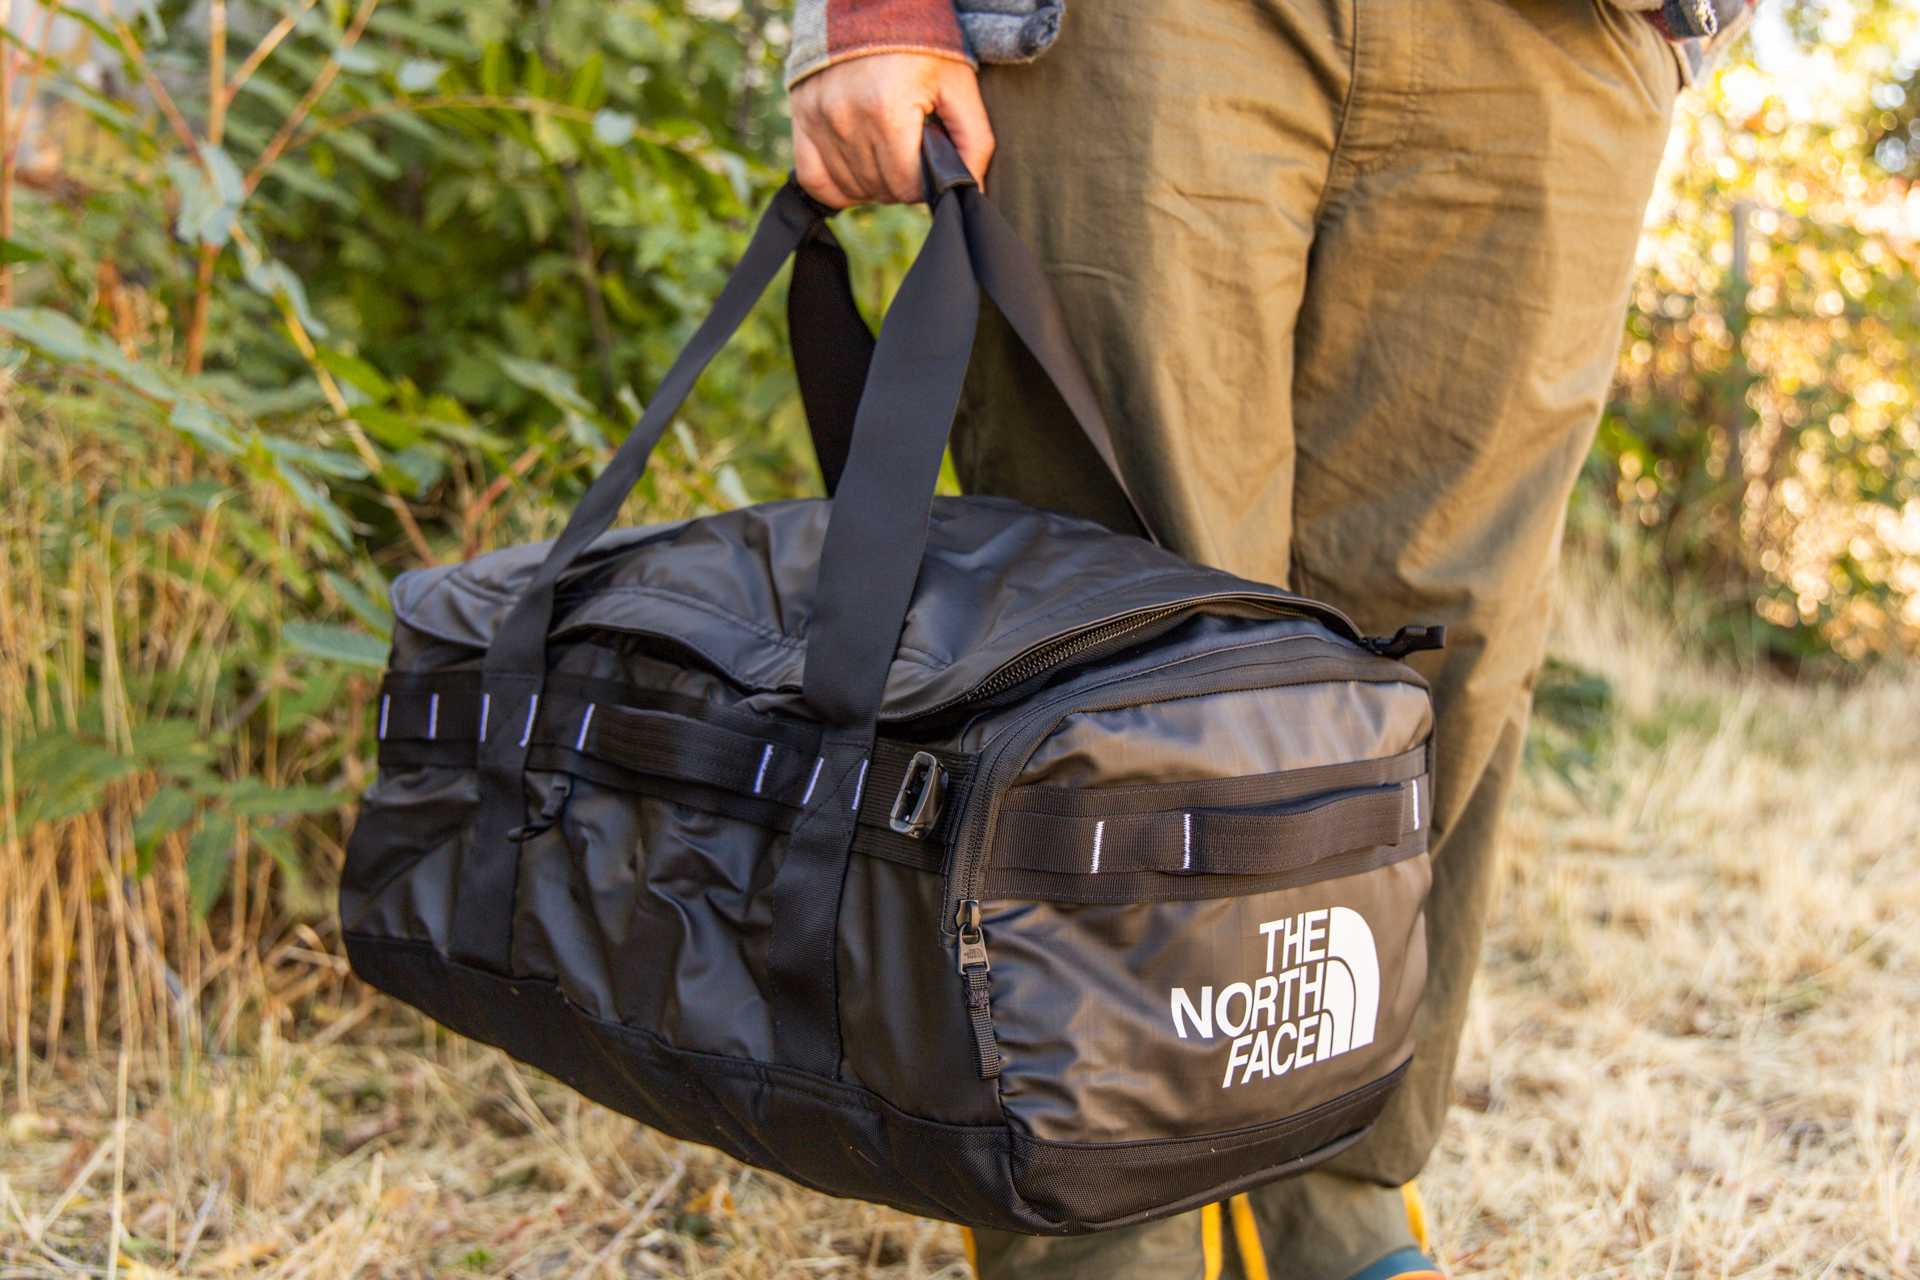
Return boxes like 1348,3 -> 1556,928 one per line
956,899 -> 991,974
955,900 -> 1001,1080
1361,625 -> 1446,660
508,775 -> 574,843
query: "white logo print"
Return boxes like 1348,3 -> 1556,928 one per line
1167,908 -> 1380,1089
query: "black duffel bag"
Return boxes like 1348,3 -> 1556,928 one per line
340,129 -> 1441,1235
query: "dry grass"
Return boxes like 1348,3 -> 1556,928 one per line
3,552 -> 1917,1278
1426,559 -> 1920,1278
1,1025 -> 970,1279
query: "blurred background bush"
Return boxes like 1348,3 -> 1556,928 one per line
0,0 -> 1915,1081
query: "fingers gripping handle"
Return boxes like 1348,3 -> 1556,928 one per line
790,123 -> 1151,534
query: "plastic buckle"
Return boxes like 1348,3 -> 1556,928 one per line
888,751 -> 947,838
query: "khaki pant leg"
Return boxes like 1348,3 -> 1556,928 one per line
1293,0 -> 1676,1192
953,0 -> 1350,563
953,0 -> 1675,1274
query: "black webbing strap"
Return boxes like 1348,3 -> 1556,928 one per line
377,681 -> 965,856
769,140 -> 982,1072
995,747 -> 1427,818
590,705 -> 812,802
953,182 -> 1151,537
454,181 -> 832,975
781,143 -> 1152,535
992,781 -> 1422,878
788,218 -> 873,497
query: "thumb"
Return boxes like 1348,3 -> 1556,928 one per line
931,65 -> 996,194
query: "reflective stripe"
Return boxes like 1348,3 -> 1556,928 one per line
753,743 -> 774,795
1091,819 -> 1104,874
850,758 -> 868,811
801,757 -> 824,806
575,703 -> 596,751
378,695 -> 390,740
478,692 -> 490,742
519,695 -> 540,748
427,693 -> 440,739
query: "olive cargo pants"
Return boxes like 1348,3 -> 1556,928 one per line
950,0 -> 1677,1273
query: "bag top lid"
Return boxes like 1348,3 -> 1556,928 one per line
388,495 -> 1359,722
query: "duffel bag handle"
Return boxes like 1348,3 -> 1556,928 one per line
480,122 -> 1141,688
788,124 -> 1143,522
457,124 -> 1137,1004
786,200 -> 871,498
803,122 -> 1149,730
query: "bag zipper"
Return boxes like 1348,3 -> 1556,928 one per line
961,607 -> 1187,705
907,592 -> 1363,723
956,898 -> 1000,1078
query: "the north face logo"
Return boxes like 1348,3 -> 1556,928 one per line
1168,908 -> 1379,1089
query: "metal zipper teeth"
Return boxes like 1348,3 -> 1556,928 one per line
961,608 -> 1185,703
945,632 -> 1388,925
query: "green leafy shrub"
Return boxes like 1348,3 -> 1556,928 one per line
1586,13 -> 1920,670
0,0 -> 922,1053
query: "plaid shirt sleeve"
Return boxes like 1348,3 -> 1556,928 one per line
786,0 -> 975,89
783,0 -> 1756,96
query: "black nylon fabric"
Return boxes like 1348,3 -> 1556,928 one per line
345,934 -> 1404,1233
341,130 -> 1439,1234
787,216 -> 874,497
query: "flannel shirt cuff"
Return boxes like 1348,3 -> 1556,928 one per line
786,0 -> 975,89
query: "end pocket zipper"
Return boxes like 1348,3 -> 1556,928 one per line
956,899 -> 1001,1080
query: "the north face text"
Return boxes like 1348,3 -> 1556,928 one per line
1168,908 -> 1380,1088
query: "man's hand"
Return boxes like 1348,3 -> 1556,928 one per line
790,53 -> 995,208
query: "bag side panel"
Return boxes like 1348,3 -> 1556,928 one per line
980,673 -> 1433,1145
835,854 -> 1005,1125
1018,680 -> 1432,788
986,856 -> 1428,1143
510,776 -> 781,1061
508,636 -> 811,1058
338,764 -> 473,946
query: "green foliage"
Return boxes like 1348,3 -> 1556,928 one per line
2,405 -> 369,922
1591,10 -> 1920,668
2,0 -> 924,943
230,0 -> 824,507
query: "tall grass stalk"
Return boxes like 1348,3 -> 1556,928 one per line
1,389 -> 368,1104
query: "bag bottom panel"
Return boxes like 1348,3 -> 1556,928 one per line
343,933 -> 1405,1234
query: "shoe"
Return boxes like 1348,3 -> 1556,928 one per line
1346,1247 -> 1446,1280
